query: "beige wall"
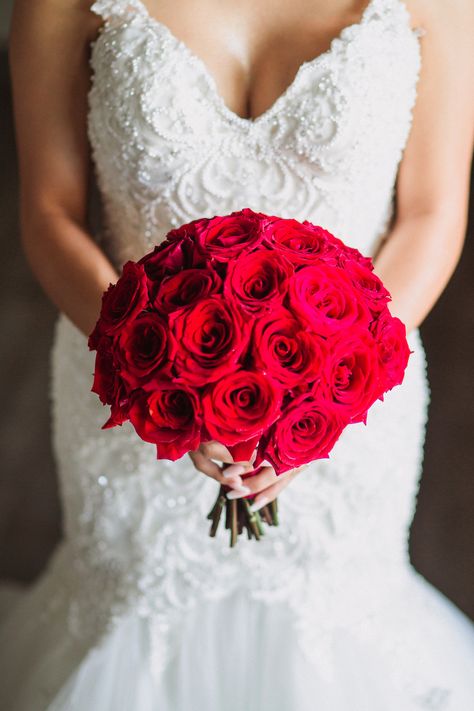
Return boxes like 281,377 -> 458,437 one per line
0,0 -> 13,44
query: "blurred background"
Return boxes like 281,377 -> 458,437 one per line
0,1 -> 473,618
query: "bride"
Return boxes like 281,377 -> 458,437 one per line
2,0 -> 474,709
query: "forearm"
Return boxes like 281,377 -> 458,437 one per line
372,211 -> 467,334
21,210 -> 119,339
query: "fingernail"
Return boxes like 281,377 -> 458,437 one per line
260,460 -> 271,467
249,497 -> 269,513
225,476 -> 243,488
223,464 -> 245,478
226,487 -> 251,500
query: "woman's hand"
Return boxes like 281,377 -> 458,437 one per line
188,441 -> 256,492
188,441 -> 307,512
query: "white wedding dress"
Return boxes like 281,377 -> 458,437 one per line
1,0 -> 473,709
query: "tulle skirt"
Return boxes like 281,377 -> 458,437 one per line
1,560 -> 473,710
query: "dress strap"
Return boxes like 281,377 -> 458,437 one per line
365,0 -> 427,39
90,0 -> 147,20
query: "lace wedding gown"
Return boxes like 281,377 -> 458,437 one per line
1,0 -> 473,709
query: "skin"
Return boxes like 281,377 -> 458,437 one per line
9,0 -> 474,510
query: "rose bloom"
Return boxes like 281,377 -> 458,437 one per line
258,392 -> 348,475
299,220 -> 375,271
251,306 -> 327,389
165,215 -> 211,243
371,310 -> 412,391
335,245 -> 375,271
129,384 -> 202,460
169,296 -> 252,385
138,233 -> 207,297
117,312 -> 176,388
344,261 -> 391,313
88,261 -> 149,349
91,339 -> 130,428
322,328 -> 382,424
194,208 -> 264,261
288,263 -> 372,336
202,369 -> 282,461
154,267 -> 222,314
224,249 -> 294,314
263,218 -> 341,266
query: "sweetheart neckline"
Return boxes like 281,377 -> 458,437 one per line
141,0 -> 378,127
92,0 -> 381,128
90,0 -> 422,132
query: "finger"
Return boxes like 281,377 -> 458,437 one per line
200,440 -> 234,464
188,451 -> 244,489
235,465 -> 278,496
201,441 -> 256,472
248,467 -> 302,511
188,450 -> 222,480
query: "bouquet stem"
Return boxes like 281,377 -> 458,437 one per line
207,484 -> 279,547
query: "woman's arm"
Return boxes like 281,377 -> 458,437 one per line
9,0 -> 118,338
372,0 -> 474,334
9,0 -> 256,497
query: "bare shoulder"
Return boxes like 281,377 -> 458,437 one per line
9,0 -> 104,221
407,0 -> 474,44
412,0 -> 474,23
409,0 -> 474,116
394,0 -> 474,226
10,0 -> 102,44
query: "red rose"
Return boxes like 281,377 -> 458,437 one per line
251,306 -> 327,388
117,312 -> 176,388
169,296 -> 251,385
300,223 -> 374,271
258,393 -> 347,475
154,267 -> 222,314
322,328 -> 381,424
138,235 -> 206,297
195,208 -> 264,261
344,261 -> 391,313
336,245 -> 374,271
91,341 -> 130,428
166,216 -> 210,243
88,261 -> 149,348
304,226 -> 374,271
224,249 -> 294,314
287,264 -> 371,336
371,311 -> 412,391
92,342 -> 119,404
128,385 -> 202,460
202,369 -> 282,461
264,218 -> 341,266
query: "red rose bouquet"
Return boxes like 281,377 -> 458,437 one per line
89,208 -> 411,545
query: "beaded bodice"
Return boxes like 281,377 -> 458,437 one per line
43,0 -> 445,704
88,0 -> 423,268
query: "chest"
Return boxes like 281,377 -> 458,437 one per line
127,1 -> 385,121
88,7 -> 420,164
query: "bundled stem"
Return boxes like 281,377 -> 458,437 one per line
207,484 -> 279,547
